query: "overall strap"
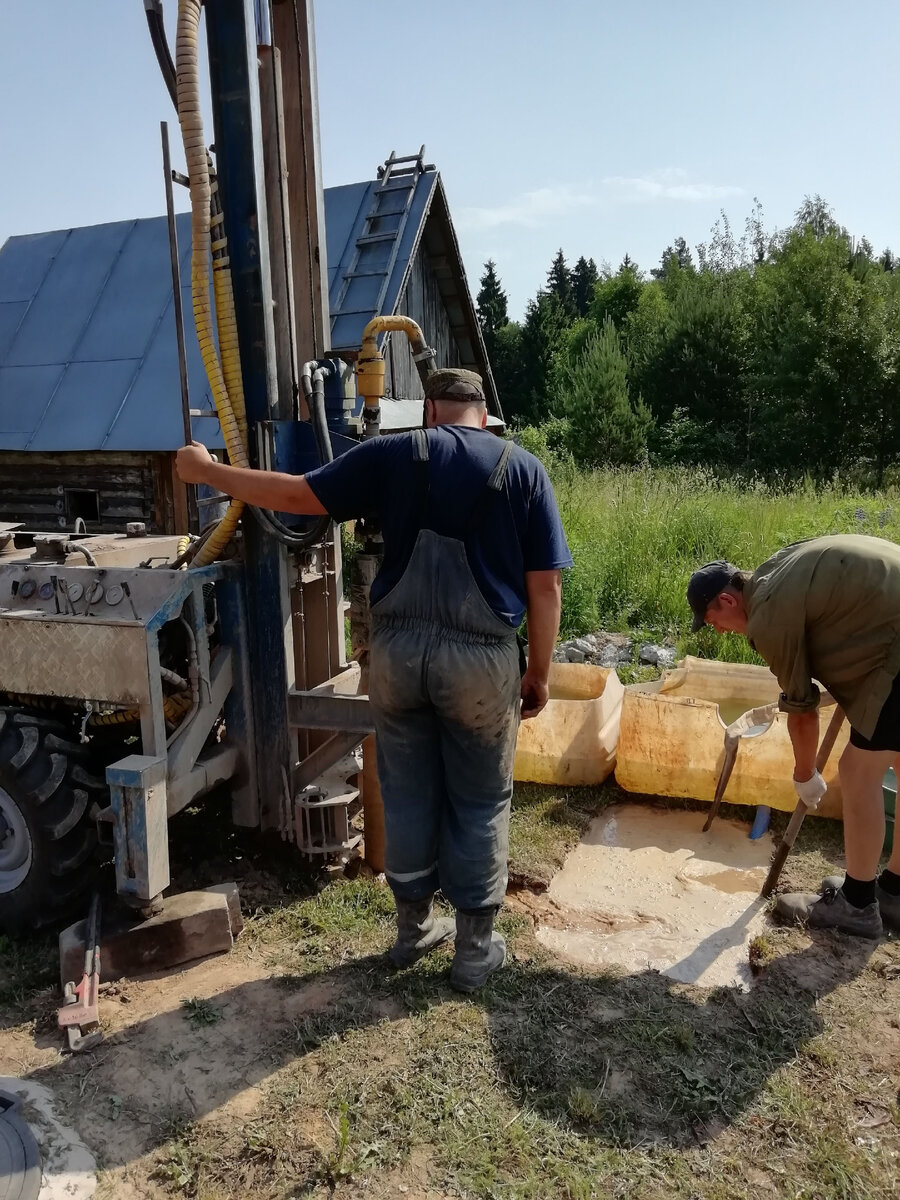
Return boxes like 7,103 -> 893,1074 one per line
411,429 -> 430,529
465,441 -> 513,534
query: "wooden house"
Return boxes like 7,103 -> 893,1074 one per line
0,151 -> 498,535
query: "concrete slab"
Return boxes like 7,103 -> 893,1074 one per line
59,888 -> 235,986
0,1077 -> 96,1200
534,805 -> 774,990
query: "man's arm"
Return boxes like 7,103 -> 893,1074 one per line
787,710 -> 819,781
176,441 -> 327,515
521,569 -> 561,720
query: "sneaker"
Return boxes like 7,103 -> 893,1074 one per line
775,886 -> 883,939
875,882 -> 900,931
819,874 -> 899,931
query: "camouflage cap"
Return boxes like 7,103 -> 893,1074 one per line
424,368 -> 485,402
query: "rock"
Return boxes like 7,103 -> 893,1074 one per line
566,647 -> 586,663
598,644 -> 620,667
572,637 -> 595,655
638,643 -> 676,669
617,640 -> 634,663
552,647 -> 567,663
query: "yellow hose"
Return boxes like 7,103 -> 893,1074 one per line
89,693 -> 194,729
176,0 -> 247,567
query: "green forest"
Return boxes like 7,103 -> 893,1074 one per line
478,197 -> 900,483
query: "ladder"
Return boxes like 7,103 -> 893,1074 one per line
331,148 -> 432,327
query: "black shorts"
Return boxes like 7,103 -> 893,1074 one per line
849,673 -> 900,752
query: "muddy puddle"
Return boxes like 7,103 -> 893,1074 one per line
534,805 -> 773,990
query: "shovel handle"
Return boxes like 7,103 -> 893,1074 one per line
761,706 -> 845,897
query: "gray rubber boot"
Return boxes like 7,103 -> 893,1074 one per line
775,886 -> 883,939
875,882 -> 900,931
388,897 -> 456,968
449,911 -> 507,993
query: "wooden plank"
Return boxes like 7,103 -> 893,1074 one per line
271,0 -> 329,360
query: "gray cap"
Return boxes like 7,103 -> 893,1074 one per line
687,560 -> 740,632
424,368 -> 485,402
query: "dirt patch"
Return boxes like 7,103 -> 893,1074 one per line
531,804 -> 775,988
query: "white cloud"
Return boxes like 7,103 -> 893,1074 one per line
456,185 -> 596,231
456,170 -> 743,231
602,168 -> 744,203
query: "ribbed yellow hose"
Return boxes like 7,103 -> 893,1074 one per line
210,176 -> 248,445
176,0 -> 247,567
90,693 -> 194,729
176,534 -> 191,558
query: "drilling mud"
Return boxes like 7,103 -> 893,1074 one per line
533,805 -> 774,990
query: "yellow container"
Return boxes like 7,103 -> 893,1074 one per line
514,663 -> 624,785
615,656 -> 847,818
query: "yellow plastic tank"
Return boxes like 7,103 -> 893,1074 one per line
615,656 -> 847,818
514,663 -> 624,785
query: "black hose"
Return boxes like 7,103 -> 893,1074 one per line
248,362 -> 335,548
144,1 -> 178,111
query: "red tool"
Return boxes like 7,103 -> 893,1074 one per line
58,893 -> 103,1052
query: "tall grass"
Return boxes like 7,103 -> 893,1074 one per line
550,463 -> 900,659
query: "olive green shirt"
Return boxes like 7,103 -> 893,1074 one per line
744,534 -> 900,740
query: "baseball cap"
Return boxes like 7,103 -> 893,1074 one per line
687,560 -> 740,632
424,368 -> 485,402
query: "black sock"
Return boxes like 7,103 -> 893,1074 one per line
841,874 -> 877,909
878,867 -> 900,897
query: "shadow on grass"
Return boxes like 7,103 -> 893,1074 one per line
16,924 -> 877,1174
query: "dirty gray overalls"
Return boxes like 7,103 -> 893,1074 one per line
368,429 -> 521,913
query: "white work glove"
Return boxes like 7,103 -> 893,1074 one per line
793,770 -> 827,811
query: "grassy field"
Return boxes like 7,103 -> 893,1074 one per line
546,464 -> 900,654
1,787 -> 897,1200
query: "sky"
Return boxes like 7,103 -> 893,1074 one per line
1,1 -> 898,320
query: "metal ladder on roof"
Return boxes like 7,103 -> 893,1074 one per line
331,147 -> 432,322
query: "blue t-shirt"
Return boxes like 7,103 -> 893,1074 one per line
305,426 -> 572,627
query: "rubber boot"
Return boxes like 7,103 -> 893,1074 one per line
775,886 -> 883,939
388,897 -> 455,968
449,910 -> 507,993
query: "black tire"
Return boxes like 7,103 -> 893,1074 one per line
0,708 -> 106,936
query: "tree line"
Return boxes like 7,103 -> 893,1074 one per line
476,198 -> 900,482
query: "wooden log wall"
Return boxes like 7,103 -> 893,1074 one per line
0,451 -> 180,534
386,251 -> 462,400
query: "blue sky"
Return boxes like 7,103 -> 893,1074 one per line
1,1 -> 898,319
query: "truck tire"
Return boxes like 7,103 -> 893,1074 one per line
0,708 -> 106,936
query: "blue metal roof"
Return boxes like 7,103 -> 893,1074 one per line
0,163 -> 479,452
0,213 -> 223,452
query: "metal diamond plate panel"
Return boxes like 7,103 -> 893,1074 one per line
0,618 -> 150,703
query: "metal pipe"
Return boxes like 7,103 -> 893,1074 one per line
161,121 -> 193,449
65,542 -> 98,567
356,315 -> 436,439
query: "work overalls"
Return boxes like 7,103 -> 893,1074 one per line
369,429 -> 521,913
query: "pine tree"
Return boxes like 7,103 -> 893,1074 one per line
571,256 -> 599,317
476,260 -> 509,358
562,318 -> 652,467
546,249 -> 575,318
512,292 -> 569,425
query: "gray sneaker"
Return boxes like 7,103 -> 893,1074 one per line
819,874 -> 899,931
775,886 -> 883,939
875,882 -> 900,931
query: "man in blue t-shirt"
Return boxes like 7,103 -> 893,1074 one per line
177,368 -> 572,991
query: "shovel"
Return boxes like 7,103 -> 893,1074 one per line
702,702 -> 780,832
761,705 -> 845,897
